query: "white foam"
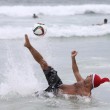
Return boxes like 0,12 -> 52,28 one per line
0,26 -> 33,39
0,4 -> 110,17
48,24 -> 110,37
0,46 -> 39,97
0,24 -> 110,39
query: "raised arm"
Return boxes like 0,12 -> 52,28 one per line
71,50 -> 84,82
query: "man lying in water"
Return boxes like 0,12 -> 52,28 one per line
24,34 -> 109,97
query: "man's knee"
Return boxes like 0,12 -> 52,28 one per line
40,59 -> 48,70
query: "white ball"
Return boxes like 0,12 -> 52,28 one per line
33,23 -> 47,36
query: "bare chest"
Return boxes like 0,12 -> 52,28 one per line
74,82 -> 89,96
59,82 -> 90,96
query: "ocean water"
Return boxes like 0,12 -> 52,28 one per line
0,0 -> 110,110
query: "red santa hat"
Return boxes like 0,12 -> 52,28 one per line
92,74 -> 110,88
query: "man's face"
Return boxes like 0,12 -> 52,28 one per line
84,75 -> 93,89
85,75 -> 93,83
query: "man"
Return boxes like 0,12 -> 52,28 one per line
92,18 -> 108,26
33,13 -> 38,19
24,34 -> 109,97
104,18 -> 108,24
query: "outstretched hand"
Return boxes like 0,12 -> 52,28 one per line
71,50 -> 78,58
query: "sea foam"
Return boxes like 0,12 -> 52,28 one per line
0,4 -> 110,17
0,24 -> 110,39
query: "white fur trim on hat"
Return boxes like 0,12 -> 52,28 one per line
92,74 -> 95,88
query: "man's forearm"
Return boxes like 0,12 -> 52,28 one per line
72,57 -> 84,81
72,57 -> 79,74
71,50 -> 83,81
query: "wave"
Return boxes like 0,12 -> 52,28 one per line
0,45 -> 40,97
0,4 -> 110,17
0,24 -> 110,39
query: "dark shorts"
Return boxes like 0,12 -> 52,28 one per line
43,66 -> 63,93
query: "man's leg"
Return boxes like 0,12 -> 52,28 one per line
24,34 -> 48,70
24,34 -> 63,93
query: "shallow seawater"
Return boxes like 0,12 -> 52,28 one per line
0,36 -> 110,110
0,93 -> 103,110
0,0 -> 110,109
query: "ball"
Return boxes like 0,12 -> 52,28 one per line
33,23 -> 47,36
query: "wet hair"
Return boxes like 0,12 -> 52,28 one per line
104,19 -> 108,24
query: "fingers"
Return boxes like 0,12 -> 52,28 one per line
25,34 -> 28,38
71,50 -> 78,57
72,50 -> 76,54
71,50 -> 77,54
